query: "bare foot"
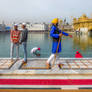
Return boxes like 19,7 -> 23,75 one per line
22,61 -> 27,65
46,63 -> 51,69
11,59 -> 13,62
58,64 -> 64,69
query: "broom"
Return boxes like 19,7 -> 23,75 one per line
52,36 -> 61,68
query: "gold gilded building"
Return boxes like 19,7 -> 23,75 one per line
73,14 -> 92,33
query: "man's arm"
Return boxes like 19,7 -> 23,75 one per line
62,31 -> 69,36
19,31 -> 22,43
60,30 -> 72,38
10,30 -> 13,42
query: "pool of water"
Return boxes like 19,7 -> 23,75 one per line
0,32 -> 92,58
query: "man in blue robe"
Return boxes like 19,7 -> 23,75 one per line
46,18 -> 72,69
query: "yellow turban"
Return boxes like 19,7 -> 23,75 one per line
51,18 -> 58,24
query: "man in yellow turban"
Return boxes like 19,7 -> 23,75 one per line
46,18 -> 72,69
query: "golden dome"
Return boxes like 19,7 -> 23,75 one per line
81,14 -> 88,19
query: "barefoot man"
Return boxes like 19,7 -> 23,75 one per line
46,18 -> 72,69
20,23 -> 28,64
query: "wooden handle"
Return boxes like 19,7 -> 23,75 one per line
52,37 -> 61,67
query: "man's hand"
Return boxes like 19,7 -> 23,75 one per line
59,33 -> 63,37
19,42 -> 22,44
54,54 -> 57,58
69,35 -> 72,38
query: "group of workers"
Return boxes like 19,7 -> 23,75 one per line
10,23 -> 41,65
10,23 -> 28,64
10,18 -> 83,69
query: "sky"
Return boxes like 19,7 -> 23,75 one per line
0,0 -> 92,24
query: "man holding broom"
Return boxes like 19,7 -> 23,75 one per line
46,18 -> 72,69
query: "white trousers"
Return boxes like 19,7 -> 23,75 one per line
47,54 -> 60,64
10,42 -> 19,59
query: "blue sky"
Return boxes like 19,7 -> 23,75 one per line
0,0 -> 92,23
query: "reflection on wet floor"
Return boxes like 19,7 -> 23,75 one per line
0,59 -> 92,70
21,59 -> 92,70
0,59 -> 16,69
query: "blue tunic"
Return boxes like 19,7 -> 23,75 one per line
50,25 -> 69,54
